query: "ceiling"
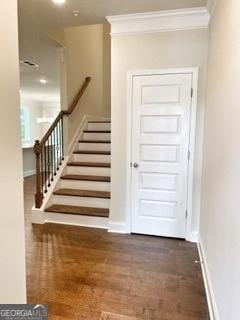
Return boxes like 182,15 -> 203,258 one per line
18,0 -> 206,103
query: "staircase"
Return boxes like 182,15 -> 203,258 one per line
44,120 -> 111,225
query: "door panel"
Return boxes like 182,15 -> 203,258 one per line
131,73 -> 192,238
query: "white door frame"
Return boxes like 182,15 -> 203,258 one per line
126,68 -> 199,242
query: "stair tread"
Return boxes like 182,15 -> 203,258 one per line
68,162 -> 111,168
78,140 -> 111,143
73,150 -> 110,155
45,204 -> 109,218
54,188 -> 110,199
61,174 -> 110,182
88,120 -> 111,123
84,130 -> 111,133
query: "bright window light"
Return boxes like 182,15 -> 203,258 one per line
37,117 -> 54,124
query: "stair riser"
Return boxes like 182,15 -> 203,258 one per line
83,133 -> 111,141
87,123 -> 111,131
43,213 -> 109,229
58,180 -> 110,191
78,142 -> 111,152
67,166 -> 110,176
71,154 -> 110,163
52,195 -> 110,208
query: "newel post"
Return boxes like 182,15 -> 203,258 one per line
34,140 -> 43,208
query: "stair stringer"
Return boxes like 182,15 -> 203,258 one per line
31,115 -> 111,229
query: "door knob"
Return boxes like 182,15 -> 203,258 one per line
133,163 -> 139,168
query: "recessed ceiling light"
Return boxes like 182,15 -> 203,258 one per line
52,0 -> 65,5
40,79 -> 47,84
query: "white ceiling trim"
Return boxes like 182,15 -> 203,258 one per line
106,7 -> 210,36
207,0 -> 218,18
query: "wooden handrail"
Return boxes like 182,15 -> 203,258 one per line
38,76 -> 91,150
63,76 -> 91,115
34,76 -> 91,208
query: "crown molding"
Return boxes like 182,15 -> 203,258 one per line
207,0 -> 218,18
106,7 -> 210,36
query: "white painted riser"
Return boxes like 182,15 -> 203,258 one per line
51,195 -> 110,208
44,212 -> 109,229
71,154 -> 110,163
57,179 -> 110,191
83,133 -> 111,141
87,123 -> 111,131
78,142 -> 111,152
67,166 -> 110,176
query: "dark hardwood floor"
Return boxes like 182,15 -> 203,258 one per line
24,176 -> 209,320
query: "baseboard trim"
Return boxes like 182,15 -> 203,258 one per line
198,237 -> 220,320
67,115 -> 88,154
187,231 -> 199,243
24,169 -> 36,178
108,222 -> 128,234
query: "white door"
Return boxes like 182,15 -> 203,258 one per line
131,73 -> 193,238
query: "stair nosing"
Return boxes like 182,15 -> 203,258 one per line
45,204 -> 109,218
83,130 -> 111,133
68,162 -> 111,168
88,121 -> 111,123
53,188 -> 111,199
61,175 -> 110,182
73,150 -> 111,155
78,140 -> 111,144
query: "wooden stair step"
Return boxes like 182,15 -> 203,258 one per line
68,162 -> 111,168
61,174 -> 110,182
45,204 -> 109,218
53,188 -> 110,199
83,130 -> 111,133
88,120 -> 111,123
78,140 -> 111,143
73,150 -> 111,155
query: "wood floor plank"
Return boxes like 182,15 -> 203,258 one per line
24,176 -> 210,320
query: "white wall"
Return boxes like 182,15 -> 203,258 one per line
49,24 -> 111,146
110,29 -> 209,234
63,24 -> 111,143
0,0 -> 26,303
200,0 -> 240,318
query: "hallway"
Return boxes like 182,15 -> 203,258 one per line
24,176 -> 209,319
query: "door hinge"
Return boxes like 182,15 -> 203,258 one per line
191,88 -> 193,98
188,150 -> 190,161
186,210 -> 188,219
